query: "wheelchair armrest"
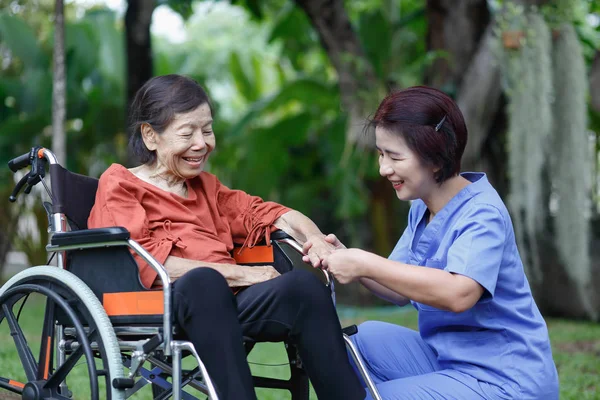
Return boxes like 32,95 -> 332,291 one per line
51,227 -> 130,246
270,230 -> 293,241
342,324 -> 358,336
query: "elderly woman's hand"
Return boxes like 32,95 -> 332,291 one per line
236,265 -> 281,286
321,248 -> 369,284
302,234 -> 346,268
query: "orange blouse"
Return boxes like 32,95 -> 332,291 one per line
88,164 -> 291,288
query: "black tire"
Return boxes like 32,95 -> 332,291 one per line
0,266 -> 125,400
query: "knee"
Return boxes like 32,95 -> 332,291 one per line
175,267 -> 232,305
278,269 -> 331,305
353,321 -> 392,350
354,321 -> 414,354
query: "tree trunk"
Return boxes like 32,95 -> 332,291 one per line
52,0 -> 66,165
293,0 -> 380,145
456,25 -> 505,178
125,0 -> 155,163
590,51 -> 600,113
425,0 -> 490,92
535,215 -> 600,320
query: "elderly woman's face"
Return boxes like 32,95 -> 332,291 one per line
146,103 -> 215,179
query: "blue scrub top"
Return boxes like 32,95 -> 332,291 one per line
389,173 -> 559,399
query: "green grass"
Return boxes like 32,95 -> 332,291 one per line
1,298 -> 599,399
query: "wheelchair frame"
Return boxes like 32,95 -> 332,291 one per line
1,147 -> 382,400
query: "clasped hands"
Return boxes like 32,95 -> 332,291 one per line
302,234 -> 367,284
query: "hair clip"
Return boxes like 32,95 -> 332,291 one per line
435,115 -> 447,132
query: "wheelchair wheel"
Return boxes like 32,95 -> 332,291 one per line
0,266 -> 126,400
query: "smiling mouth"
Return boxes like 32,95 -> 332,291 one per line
182,156 -> 204,163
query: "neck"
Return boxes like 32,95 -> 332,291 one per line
422,175 -> 470,216
136,164 -> 187,193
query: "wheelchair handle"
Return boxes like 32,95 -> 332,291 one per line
8,150 -> 33,172
8,147 -> 59,172
8,172 -> 30,202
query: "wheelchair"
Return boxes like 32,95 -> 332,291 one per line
0,147 -> 382,400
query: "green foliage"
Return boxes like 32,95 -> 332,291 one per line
0,13 -> 47,69
357,10 -> 392,80
161,0 -> 195,20
0,5 -> 127,265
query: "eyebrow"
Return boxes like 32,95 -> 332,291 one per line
176,120 -> 213,130
375,146 -> 403,157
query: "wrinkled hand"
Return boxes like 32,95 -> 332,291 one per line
302,234 -> 344,268
238,265 -> 280,286
321,248 -> 369,284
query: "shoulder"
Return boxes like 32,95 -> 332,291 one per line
461,173 -> 509,218
96,164 -> 146,201
98,164 -> 132,186
458,196 -> 508,235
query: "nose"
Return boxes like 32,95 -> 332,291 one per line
191,133 -> 206,151
379,158 -> 393,177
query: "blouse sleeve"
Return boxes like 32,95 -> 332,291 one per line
216,181 -> 291,249
445,204 -> 507,298
88,173 -> 174,288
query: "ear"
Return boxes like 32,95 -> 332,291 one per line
140,123 -> 157,151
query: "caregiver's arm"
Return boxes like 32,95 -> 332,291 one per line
359,277 -> 411,307
361,252 -> 484,312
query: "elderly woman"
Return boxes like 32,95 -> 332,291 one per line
305,87 -> 559,399
88,74 -> 365,400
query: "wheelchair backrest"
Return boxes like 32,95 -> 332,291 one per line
49,163 -> 99,230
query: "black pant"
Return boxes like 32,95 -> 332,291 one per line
172,267 -> 366,400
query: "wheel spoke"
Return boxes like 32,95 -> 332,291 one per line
37,297 -> 55,380
45,328 -> 97,390
51,389 -> 74,400
2,303 -> 38,381
0,376 -> 25,394
45,344 -> 83,389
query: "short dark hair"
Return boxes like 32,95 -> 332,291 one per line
369,86 -> 467,183
128,74 -> 212,165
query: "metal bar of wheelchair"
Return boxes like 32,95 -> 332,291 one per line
344,334 -> 382,400
274,238 -> 332,286
47,239 -> 173,357
147,355 -> 209,394
274,237 -> 336,305
172,341 -> 219,400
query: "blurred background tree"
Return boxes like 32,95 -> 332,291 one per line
0,0 -> 599,316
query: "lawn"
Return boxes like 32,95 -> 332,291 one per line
0,297 -> 599,399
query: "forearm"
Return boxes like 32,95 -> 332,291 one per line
273,210 -> 324,244
359,277 -> 410,306
361,253 -> 480,312
163,256 -> 248,287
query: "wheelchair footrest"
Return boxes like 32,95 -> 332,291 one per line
112,378 -> 135,389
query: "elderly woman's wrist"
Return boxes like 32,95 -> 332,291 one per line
305,233 -> 326,243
